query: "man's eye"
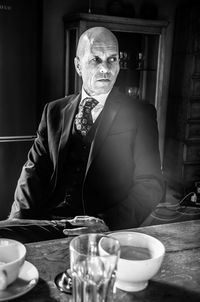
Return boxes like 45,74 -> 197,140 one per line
108,57 -> 118,63
91,57 -> 101,63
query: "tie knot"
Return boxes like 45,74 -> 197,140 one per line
82,97 -> 98,110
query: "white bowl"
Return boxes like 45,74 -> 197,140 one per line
0,239 -> 26,289
109,232 -> 165,292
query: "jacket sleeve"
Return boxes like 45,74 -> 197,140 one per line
101,103 -> 165,230
9,103 -> 54,219
129,103 -> 165,224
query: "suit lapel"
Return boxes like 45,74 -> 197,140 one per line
57,93 -> 80,172
85,88 -> 122,175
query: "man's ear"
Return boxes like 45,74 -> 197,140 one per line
74,57 -> 82,76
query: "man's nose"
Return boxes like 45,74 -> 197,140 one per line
99,61 -> 110,73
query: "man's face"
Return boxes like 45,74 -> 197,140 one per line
75,36 -> 120,96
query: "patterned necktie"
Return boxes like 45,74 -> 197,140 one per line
75,97 -> 98,136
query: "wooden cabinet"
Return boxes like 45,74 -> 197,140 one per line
164,4 -> 200,192
63,13 -> 170,161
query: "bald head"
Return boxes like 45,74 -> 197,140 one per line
74,27 -> 120,96
76,27 -> 119,58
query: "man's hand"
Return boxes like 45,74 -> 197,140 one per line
63,216 -> 109,236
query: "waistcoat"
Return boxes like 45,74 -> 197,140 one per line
63,115 -> 100,212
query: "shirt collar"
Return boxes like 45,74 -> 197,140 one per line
81,87 -> 110,107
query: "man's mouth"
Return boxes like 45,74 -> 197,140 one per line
97,78 -> 110,82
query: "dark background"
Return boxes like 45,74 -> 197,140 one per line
0,0 -> 199,219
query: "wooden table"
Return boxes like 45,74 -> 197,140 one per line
17,219 -> 200,301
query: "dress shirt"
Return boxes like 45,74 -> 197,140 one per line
80,88 -> 110,122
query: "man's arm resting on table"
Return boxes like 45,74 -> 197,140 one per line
101,176 -> 164,230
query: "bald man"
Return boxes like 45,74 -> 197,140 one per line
5,27 -> 164,242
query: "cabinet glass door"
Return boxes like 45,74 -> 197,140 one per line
114,32 -> 159,105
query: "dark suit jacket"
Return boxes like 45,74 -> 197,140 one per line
10,88 -> 164,230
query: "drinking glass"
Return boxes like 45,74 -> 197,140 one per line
70,233 -> 120,302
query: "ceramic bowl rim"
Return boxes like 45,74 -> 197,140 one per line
0,238 -> 26,267
109,231 -> 165,263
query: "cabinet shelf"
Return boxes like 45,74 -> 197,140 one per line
136,68 -> 157,71
120,68 -> 157,71
192,73 -> 200,79
187,119 -> 200,124
189,96 -> 200,101
184,161 -> 200,165
184,139 -> 200,144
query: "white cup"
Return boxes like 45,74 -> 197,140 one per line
0,238 -> 26,290
109,232 -> 165,292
